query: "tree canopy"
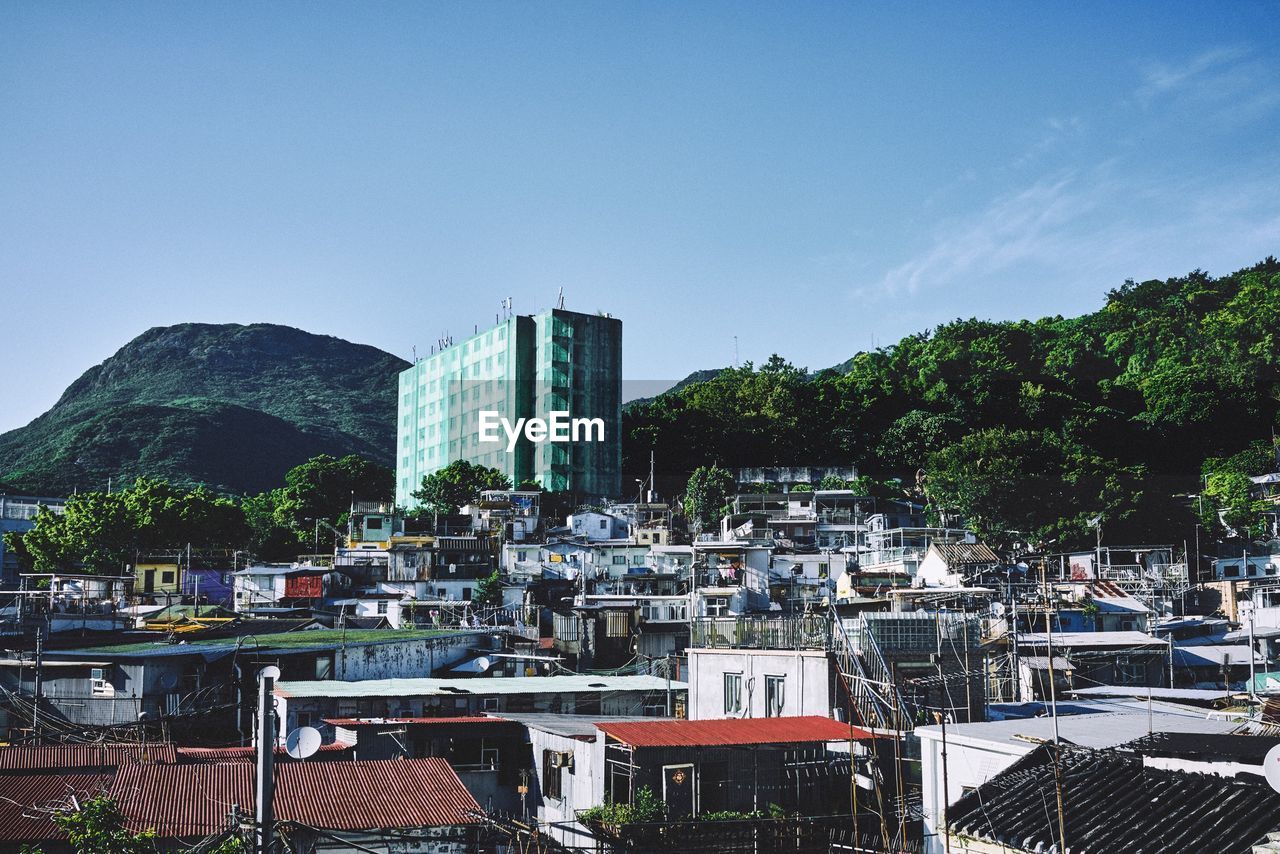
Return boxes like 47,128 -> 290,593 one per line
412,460 -> 511,515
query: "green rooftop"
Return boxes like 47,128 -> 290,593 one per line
68,628 -> 466,656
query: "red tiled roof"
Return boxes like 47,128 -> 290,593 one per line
0,743 -> 177,772
111,758 -> 480,837
595,716 -> 873,747
176,742 -> 353,763
0,773 -> 112,842
322,716 -> 506,727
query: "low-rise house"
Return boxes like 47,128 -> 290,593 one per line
592,716 -> 865,819
233,565 -> 332,611
914,542 -> 1000,588
915,697 -> 1245,854
276,674 -> 683,734
570,510 -> 630,541
1016,630 -> 1169,697
6,628 -> 483,738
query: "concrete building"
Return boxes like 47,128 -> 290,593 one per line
395,307 -> 622,506
0,495 -> 65,587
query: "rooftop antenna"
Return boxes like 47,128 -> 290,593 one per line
734,336 -> 739,368
557,287 -> 565,310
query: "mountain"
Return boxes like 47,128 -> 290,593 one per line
0,323 -> 409,496
623,369 -> 726,410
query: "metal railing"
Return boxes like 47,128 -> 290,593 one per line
691,614 -> 830,650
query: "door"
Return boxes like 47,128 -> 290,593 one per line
143,570 -> 155,594
663,763 -> 696,817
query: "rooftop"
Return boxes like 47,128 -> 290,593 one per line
112,757 -> 480,836
0,743 -> 177,772
1118,731 -> 1280,765
596,715 -> 872,748
917,698 -> 1240,750
53,628 -> 463,657
949,745 -> 1280,854
1016,630 -> 1167,648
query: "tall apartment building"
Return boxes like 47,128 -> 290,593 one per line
395,308 -> 622,508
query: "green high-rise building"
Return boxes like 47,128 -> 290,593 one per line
395,308 -> 622,508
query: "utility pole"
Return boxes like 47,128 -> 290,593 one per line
1248,548 -> 1258,705
255,665 -> 279,854
1042,559 -> 1067,854
31,624 -> 44,742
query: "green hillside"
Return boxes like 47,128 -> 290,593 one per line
0,323 -> 408,496
624,256 -> 1280,549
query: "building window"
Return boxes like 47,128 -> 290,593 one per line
462,588 -> 472,601
377,600 -> 388,615
613,556 -> 626,565
723,673 -> 742,715
600,519 -> 608,530
706,597 -> 729,617
542,750 -> 564,799
161,571 -> 175,584
765,676 -> 786,717
482,697 -> 500,712
1116,656 -> 1143,685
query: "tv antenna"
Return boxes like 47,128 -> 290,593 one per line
557,287 -> 565,310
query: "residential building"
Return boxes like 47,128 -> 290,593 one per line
395,307 -> 622,506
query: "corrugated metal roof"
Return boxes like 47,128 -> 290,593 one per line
595,716 -> 871,747
0,773 -> 110,842
276,673 -> 681,698
111,758 -> 479,837
0,743 -> 177,771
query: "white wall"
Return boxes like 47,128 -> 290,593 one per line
529,728 -> 607,847
686,648 -> 834,721
916,728 -> 1030,854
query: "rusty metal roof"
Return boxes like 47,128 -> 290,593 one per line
0,743 -> 177,772
0,773 -> 110,842
595,716 -> 873,748
175,742 -> 353,763
111,757 -> 480,837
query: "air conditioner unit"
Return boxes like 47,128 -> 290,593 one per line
90,667 -> 106,682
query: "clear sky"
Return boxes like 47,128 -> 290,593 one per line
3,2 -> 1279,432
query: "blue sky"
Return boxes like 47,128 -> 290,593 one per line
3,2 -> 1279,432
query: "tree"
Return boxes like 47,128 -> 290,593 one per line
412,461 -> 511,515
474,569 -> 504,607
19,795 -> 159,854
683,465 -> 735,534
818,474 -> 851,490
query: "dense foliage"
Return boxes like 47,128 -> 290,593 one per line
4,454 -> 393,571
631,258 -> 1280,549
0,323 -> 407,495
411,460 -> 511,515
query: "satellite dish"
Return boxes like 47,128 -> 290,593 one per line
991,602 -> 1006,617
1265,745 -> 1280,794
158,673 -> 178,691
285,726 -> 322,760
258,665 -> 281,682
